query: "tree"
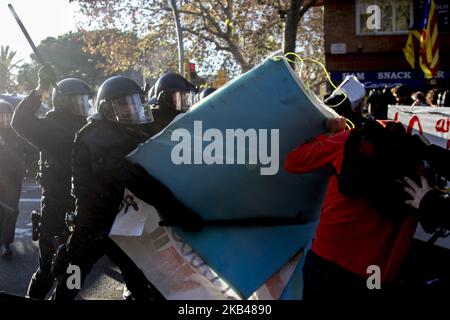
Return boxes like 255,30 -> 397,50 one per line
71,0 -> 286,75
168,0 -> 185,74
71,0 -> 323,88
139,31 -> 178,80
295,6 -> 326,94
280,0 -> 318,55
17,31 -> 111,93
37,32 -> 108,86
0,45 -> 22,93
16,62 -> 38,93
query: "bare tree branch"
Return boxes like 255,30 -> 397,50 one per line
182,27 -> 229,51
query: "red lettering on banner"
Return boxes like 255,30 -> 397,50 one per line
406,115 -> 423,135
436,118 -> 450,133
394,112 -> 399,122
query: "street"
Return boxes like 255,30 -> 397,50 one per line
0,178 -> 124,300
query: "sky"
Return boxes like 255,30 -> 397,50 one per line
0,0 -> 79,63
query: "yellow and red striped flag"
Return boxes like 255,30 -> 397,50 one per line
403,31 -> 419,69
419,0 -> 440,78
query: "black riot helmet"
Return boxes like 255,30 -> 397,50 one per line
52,78 -> 94,117
199,87 -> 216,100
150,72 -> 197,111
0,99 -> 13,128
96,76 -> 153,124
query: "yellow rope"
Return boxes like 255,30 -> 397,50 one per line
272,52 -> 348,108
345,118 -> 355,130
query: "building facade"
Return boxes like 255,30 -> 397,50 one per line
323,0 -> 449,90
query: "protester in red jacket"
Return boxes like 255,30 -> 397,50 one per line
285,118 -> 418,299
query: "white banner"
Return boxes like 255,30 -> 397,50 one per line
110,190 -> 302,300
388,105 -> 450,149
388,105 -> 450,249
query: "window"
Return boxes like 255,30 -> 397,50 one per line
356,0 -> 413,35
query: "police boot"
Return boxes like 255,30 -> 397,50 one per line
27,272 -> 55,300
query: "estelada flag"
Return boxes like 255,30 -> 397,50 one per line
419,0 -> 440,78
403,32 -> 418,69
403,0 -> 440,78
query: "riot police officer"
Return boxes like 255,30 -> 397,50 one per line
0,100 -> 26,257
51,75 -> 201,300
11,65 -> 93,299
149,72 -> 197,135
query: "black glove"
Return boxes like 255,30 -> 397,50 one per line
37,64 -> 56,92
180,207 -> 204,232
122,161 -> 204,232
159,206 -> 204,232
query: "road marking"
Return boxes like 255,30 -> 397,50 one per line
20,198 -> 41,202
15,228 -> 33,238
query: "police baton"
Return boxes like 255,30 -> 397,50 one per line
159,215 -> 313,228
8,4 -> 46,65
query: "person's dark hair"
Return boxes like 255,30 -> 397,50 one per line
391,85 -> 413,105
391,84 -> 410,98
367,89 -> 389,120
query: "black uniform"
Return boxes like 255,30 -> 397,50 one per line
0,128 -> 26,246
11,91 -> 87,299
51,115 -> 192,300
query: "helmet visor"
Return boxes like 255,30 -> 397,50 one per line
172,91 -> 197,111
110,94 -> 154,124
59,94 -> 94,117
0,113 -> 12,128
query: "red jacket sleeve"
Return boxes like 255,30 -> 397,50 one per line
284,131 -> 349,174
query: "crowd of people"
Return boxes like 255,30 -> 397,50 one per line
0,62 -> 448,300
366,84 -> 450,120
